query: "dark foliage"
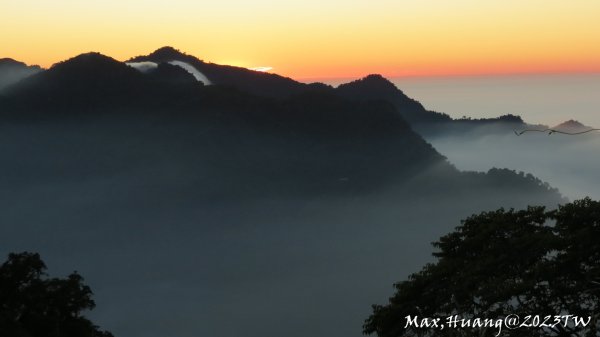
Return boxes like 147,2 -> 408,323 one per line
365,198 -> 600,337
0,252 -> 113,337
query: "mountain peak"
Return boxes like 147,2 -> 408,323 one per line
336,74 -> 409,102
341,74 -> 398,92
363,73 -> 392,82
553,119 -> 593,133
127,46 -> 200,65
52,52 -> 121,69
335,74 -> 452,124
556,119 -> 585,127
0,58 -> 27,67
145,46 -> 190,62
33,52 -> 143,89
0,58 -> 43,91
0,58 -> 42,70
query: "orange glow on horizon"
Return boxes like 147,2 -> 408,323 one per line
5,44 -> 600,81
2,0 -> 600,81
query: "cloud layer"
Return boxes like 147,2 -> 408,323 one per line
126,60 -> 211,85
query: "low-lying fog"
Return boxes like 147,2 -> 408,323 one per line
426,130 -> 600,201
0,119 -> 558,337
380,73 -> 600,201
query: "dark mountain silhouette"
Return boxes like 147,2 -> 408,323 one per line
336,74 -> 452,124
2,52 -> 206,115
125,47 -> 538,134
128,46 -> 307,98
423,113 -> 531,136
0,58 -> 42,91
334,75 -> 538,136
0,58 -> 31,67
0,52 -> 567,337
129,49 -> 455,125
0,52 -> 444,194
6,53 -> 145,93
2,53 -> 146,113
123,48 -> 563,137
0,50 -> 564,206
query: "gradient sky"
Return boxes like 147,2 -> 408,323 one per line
2,0 -> 600,79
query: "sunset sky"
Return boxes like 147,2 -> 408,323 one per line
2,0 -> 600,79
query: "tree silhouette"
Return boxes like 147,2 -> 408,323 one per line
0,252 -> 113,337
364,198 -> 600,337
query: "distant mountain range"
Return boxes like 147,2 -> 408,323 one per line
1,46 -> 561,131
0,47 -> 566,207
128,46 -> 306,98
552,119 -> 594,133
0,58 -> 42,91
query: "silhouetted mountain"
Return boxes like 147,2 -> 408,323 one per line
141,46 -> 184,61
9,53 -> 145,92
2,53 -> 144,113
128,46 -> 307,98
123,48 -> 541,138
336,75 -> 452,124
2,52 -> 206,115
456,113 -> 524,124
128,48 -> 533,136
0,51 -> 564,206
0,58 -> 42,91
334,75 -> 538,137
0,58 -> 29,67
0,48 -> 573,337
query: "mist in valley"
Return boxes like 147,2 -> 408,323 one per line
423,123 -> 600,201
387,73 -> 600,201
0,115 -> 564,337
0,52 -> 580,337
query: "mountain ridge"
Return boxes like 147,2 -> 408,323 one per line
553,119 -> 593,133
0,58 -> 43,91
1,47 -> 556,133
128,46 -> 307,98
0,48 -> 565,209
335,74 -> 452,124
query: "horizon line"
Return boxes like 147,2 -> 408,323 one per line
5,52 -> 600,84
296,69 -> 600,83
